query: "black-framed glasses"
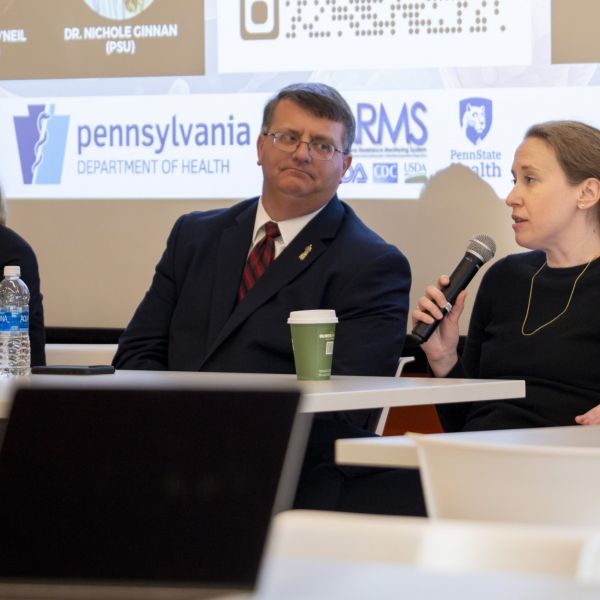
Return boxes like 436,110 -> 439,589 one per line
264,132 -> 347,161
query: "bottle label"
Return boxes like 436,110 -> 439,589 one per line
0,308 -> 28,333
18,308 -> 29,332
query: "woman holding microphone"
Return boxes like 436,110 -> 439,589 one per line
413,120 -> 600,431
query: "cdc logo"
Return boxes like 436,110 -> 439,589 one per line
373,163 -> 398,184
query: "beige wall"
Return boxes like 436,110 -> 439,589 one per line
7,163 -> 521,333
552,0 -> 600,64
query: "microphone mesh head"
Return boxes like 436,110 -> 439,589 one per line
467,234 -> 496,263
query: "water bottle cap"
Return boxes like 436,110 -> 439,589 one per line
3,266 -> 20,277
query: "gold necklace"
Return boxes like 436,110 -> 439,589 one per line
521,256 -> 597,336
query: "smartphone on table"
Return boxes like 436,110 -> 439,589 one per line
31,365 -> 115,375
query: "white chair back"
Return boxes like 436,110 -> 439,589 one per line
410,433 -> 600,527
267,510 -> 599,579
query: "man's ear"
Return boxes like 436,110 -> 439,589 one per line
340,153 -> 352,182
256,134 -> 265,166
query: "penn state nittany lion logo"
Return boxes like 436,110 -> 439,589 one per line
459,98 -> 492,145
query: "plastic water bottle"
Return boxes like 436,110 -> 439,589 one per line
0,266 -> 30,377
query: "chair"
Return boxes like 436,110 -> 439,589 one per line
410,433 -> 600,527
577,534 -> 600,585
375,356 -> 415,435
375,356 -> 444,436
45,343 -> 118,366
266,510 -> 599,579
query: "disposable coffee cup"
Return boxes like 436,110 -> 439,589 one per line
287,309 -> 338,381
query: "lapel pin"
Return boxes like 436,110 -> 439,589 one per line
299,244 -> 313,261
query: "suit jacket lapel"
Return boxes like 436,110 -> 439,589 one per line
204,202 -> 256,351
199,197 -> 345,369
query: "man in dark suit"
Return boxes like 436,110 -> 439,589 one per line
114,83 -> 422,514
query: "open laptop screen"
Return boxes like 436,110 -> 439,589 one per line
0,386 -> 306,590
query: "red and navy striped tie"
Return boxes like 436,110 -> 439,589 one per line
238,221 -> 281,302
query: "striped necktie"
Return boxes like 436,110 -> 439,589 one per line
238,221 -> 281,302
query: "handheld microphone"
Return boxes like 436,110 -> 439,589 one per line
411,234 -> 496,344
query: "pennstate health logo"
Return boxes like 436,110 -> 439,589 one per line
459,97 -> 492,146
14,104 -> 70,184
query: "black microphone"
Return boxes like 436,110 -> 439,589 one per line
411,234 -> 496,344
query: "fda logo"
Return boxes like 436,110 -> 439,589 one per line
373,163 -> 398,184
241,0 -> 279,39
341,163 -> 368,184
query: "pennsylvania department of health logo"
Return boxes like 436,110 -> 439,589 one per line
14,104 -> 69,184
459,97 -> 492,146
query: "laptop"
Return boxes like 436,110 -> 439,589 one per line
0,384 -> 309,599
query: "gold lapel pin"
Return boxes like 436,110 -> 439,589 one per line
299,244 -> 313,261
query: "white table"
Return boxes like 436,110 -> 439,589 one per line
298,375 -> 524,413
0,371 -> 525,418
257,556 -> 600,600
336,424 -> 600,469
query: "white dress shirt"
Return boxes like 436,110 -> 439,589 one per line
249,198 -> 326,259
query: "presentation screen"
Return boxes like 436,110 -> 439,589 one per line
0,0 -> 598,201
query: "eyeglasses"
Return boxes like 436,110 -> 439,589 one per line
263,132 -> 347,161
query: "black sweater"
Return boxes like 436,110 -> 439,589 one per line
437,250 -> 600,432
0,225 -> 46,366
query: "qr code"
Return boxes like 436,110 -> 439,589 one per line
241,0 -> 507,40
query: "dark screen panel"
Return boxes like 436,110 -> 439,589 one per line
0,387 -> 301,586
